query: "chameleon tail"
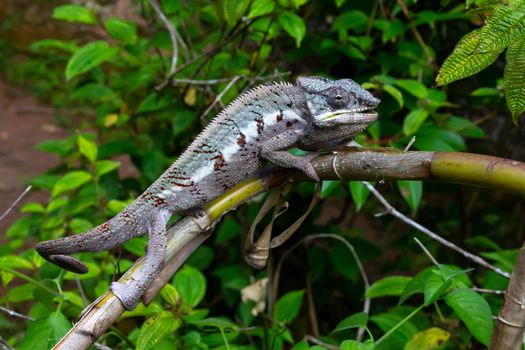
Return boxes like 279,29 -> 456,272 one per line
35,206 -> 145,274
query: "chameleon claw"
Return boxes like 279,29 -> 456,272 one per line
47,254 -> 89,274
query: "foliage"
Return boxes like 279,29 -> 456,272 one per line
0,0 -> 523,349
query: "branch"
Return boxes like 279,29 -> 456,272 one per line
48,149 -> 525,349
0,185 -> 32,223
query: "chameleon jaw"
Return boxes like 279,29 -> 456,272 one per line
314,108 -> 378,127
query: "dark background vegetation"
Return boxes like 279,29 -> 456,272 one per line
1,0 -> 525,349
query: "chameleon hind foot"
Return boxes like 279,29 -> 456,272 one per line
110,281 -> 143,310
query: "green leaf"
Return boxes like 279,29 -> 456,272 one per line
104,17 -> 137,45
137,311 -> 181,350
69,218 -> 93,234
395,80 -> 428,99
383,85 -> 404,108
405,327 -> 450,350
436,29 -> 502,86
278,12 -> 306,47
444,116 -> 485,138
423,273 -> 451,306
332,11 -> 368,32
414,125 -> 466,152
247,0 -> 275,19
0,255 -> 33,270
20,202 -> 46,213
223,0 -> 250,26
478,3 -> 525,52
52,4 -> 97,25
400,268 -> 434,304
333,312 -> 369,333
397,181 -> 422,213
51,171 -> 92,197
174,265 -> 206,307
349,181 -> 370,212
403,109 -> 429,135
160,284 -> 180,306
291,341 -> 310,350
471,87 -> 500,97
341,339 -> 376,350
504,34 -> 525,123
366,276 -> 411,298
335,0 -> 348,7
20,311 -> 70,350
444,288 -> 494,346
31,39 -> 78,53
274,290 -> 305,323
66,41 -> 119,80
77,135 -> 98,162
95,160 -> 120,176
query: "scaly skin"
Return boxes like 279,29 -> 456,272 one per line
35,76 -> 380,309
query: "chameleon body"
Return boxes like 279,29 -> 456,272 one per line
35,76 -> 380,310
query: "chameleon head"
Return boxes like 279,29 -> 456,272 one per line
296,76 -> 380,128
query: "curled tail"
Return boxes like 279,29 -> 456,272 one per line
35,205 -> 146,274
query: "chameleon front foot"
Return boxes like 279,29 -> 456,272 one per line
110,281 -> 143,310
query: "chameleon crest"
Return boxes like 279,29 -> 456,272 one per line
36,76 -> 380,310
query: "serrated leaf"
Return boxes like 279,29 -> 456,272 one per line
383,85 -> 404,108
95,160 -> 120,176
478,3 -> 525,52
278,12 -> 306,47
105,17 -> 137,44
247,0 -> 275,18
397,180 -> 422,213
78,135 -> 98,162
366,276 -> 411,298
349,181 -> 370,211
436,29 -> 502,86
137,311 -> 181,350
66,41 -> 119,80
504,34 -> 525,123
405,327 -> 450,350
274,290 -> 305,323
52,4 -> 97,25
444,288 -> 493,346
174,265 -> 206,307
333,312 -> 369,333
51,171 -> 92,197
403,109 -> 429,135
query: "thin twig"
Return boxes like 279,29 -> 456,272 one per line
472,287 -> 505,295
0,185 -> 32,223
413,237 -> 439,265
171,71 -> 291,86
363,181 -> 511,278
199,75 -> 243,123
303,335 -> 339,350
0,306 -> 34,321
147,0 -> 185,90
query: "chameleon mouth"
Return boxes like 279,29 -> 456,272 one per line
318,107 -> 378,123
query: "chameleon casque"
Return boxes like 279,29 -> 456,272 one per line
35,76 -> 380,310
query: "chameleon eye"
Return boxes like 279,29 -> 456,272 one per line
327,87 -> 351,108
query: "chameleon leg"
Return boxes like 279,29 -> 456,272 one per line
260,130 -> 320,181
110,210 -> 170,310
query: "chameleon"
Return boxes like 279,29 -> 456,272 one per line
35,76 -> 380,310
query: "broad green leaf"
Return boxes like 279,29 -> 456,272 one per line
405,327 -> 450,350
52,171 -> 92,197
223,0 -> 250,26
370,307 -> 421,346
397,181 -> 422,213
291,341 -> 310,350
395,80 -> 428,99
274,290 -> 305,323
341,339 -> 376,350
279,12 -> 306,47
478,3 -> 525,52
444,116 -> 485,138
423,273 -> 451,306
95,160 -> 120,176
332,11 -> 368,32
174,265 -> 206,307
444,288 -> 494,346
0,255 -> 33,270
247,0 -> 275,18
335,0 -> 348,7
383,85 -> 404,108
52,4 -> 97,25
414,125 -> 466,151
137,311 -> 181,350
504,34 -> 525,123
20,202 -> 46,213
66,41 -> 119,80
403,109 -> 429,135
333,312 -> 369,333
20,311 -> 70,350
349,181 -> 370,211
77,135 -> 98,162
31,39 -> 78,53
436,29 -> 502,85
69,218 -> 93,234
366,276 -> 411,298
471,87 -> 500,97
160,284 -> 180,306
400,268 -> 434,304
104,17 -> 137,44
